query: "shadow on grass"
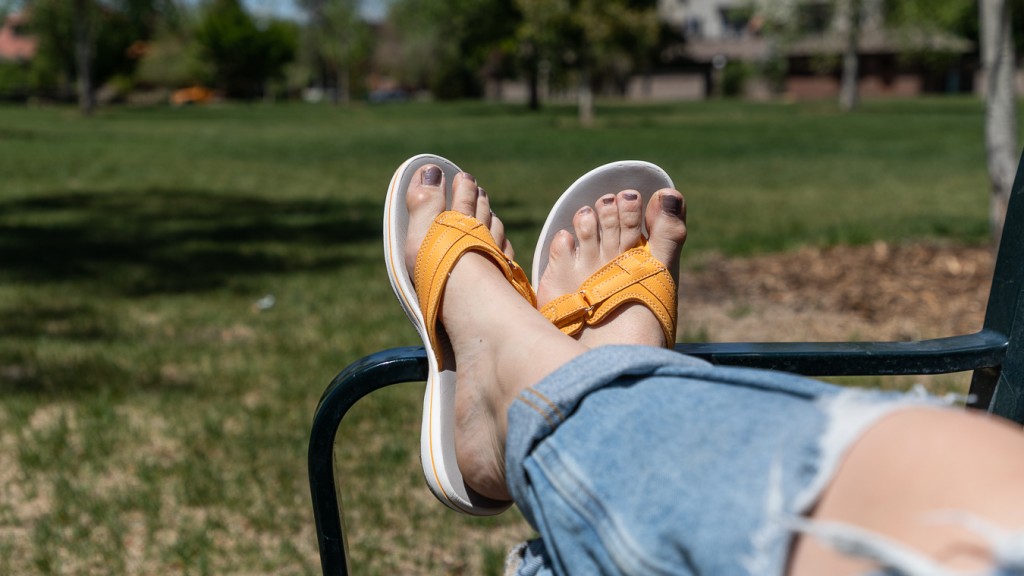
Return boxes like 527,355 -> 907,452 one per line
0,188 -> 385,397
0,187 -> 381,295
0,346 -> 164,397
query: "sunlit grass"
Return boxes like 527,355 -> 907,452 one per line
0,97 -> 1005,573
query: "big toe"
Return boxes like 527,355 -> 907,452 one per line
645,189 -> 687,275
405,164 -> 448,272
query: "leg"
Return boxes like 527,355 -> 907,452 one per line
403,163 -> 688,501
401,161 -> 1024,574
790,408 -> 1024,574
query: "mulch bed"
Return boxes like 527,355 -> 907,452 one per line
681,242 -> 994,343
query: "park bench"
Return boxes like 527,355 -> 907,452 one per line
308,151 -> 1024,575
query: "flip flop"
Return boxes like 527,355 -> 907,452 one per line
531,161 -> 678,346
384,154 -> 536,516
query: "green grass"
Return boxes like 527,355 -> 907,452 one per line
0,98 -> 1005,574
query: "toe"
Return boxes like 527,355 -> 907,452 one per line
489,213 -> 506,250
451,172 -> 479,216
617,190 -> 643,251
645,188 -> 688,270
573,205 -> 599,265
549,229 -> 576,263
407,164 -> 447,214
405,164 -> 448,270
537,229 -> 576,306
475,186 -> 492,227
596,194 -> 620,258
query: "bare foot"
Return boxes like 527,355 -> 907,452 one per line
536,188 -> 688,348
404,164 -> 588,501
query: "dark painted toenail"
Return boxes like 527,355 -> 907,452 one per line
623,192 -> 639,201
422,166 -> 442,186
462,172 -> 475,182
478,187 -> 486,197
579,206 -> 593,214
602,197 -> 615,205
661,195 -> 682,215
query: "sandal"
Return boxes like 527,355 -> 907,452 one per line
531,161 -> 678,346
384,154 -> 535,515
539,238 -> 677,346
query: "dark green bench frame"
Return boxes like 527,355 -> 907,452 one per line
309,151 -> 1024,575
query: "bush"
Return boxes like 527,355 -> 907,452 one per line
194,0 -> 297,100
136,34 -> 213,89
722,61 -> 751,97
0,61 -> 32,100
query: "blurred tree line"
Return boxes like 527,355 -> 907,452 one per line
0,0 -> 1019,120
0,0 -> 670,117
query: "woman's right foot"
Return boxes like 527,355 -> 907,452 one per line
404,164 -> 588,501
536,188 -> 688,348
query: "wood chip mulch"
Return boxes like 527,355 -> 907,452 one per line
680,242 -> 994,343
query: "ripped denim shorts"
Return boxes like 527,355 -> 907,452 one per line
502,346 -> 1024,576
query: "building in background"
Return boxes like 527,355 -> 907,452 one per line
652,0 -> 974,101
0,11 -> 37,63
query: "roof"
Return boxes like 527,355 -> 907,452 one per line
788,28 -> 974,57
673,27 -> 973,64
0,12 -> 37,62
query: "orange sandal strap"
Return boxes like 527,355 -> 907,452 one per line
540,239 -> 677,347
414,211 -> 537,367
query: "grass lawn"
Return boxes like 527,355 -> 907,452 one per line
0,97 -> 1003,574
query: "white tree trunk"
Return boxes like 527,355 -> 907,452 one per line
838,0 -> 860,111
578,67 -> 594,127
981,0 -> 1019,246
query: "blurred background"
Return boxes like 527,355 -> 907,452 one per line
0,0 -> 1020,574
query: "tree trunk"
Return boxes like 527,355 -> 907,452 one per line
838,0 -> 861,112
72,0 -> 94,116
338,61 -> 349,104
524,45 -> 540,111
527,55 -> 540,111
981,0 -> 1019,246
578,67 -> 594,127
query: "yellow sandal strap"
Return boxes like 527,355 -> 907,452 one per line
414,211 -> 536,367
540,240 -> 677,347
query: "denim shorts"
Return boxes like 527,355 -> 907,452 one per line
502,346 -> 1024,576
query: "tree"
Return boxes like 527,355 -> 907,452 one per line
0,0 -> 15,23
514,0 -> 656,124
25,0 -> 176,112
194,0 -> 297,99
298,0 -> 369,103
513,0 -> 566,110
980,0 -> 1019,245
72,0 -> 95,114
836,0 -> 861,111
386,0 -> 520,100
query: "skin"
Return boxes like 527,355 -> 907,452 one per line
401,163 -> 1024,574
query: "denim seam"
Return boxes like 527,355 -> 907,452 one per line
515,395 -> 556,428
523,387 -> 566,422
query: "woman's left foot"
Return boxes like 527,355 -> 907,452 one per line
536,188 -> 688,348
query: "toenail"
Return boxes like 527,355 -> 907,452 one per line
579,206 -> 593,215
462,172 -> 475,182
422,166 -> 442,186
478,187 -> 486,197
601,197 -> 615,205
623,192 -> 639,201
661,195 -> 682,215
